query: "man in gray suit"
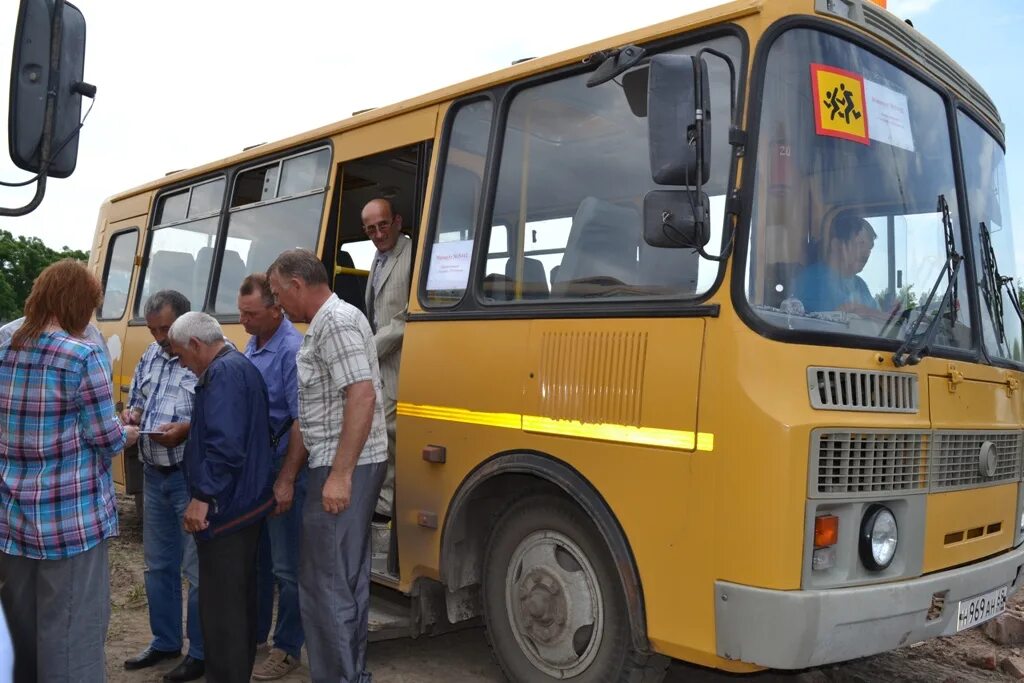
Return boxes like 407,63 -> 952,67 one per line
361,198 -> 412,518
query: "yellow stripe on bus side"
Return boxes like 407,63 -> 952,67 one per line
396,402 -> 521,430
522,415 -> 714,452
397,402 -> 713,452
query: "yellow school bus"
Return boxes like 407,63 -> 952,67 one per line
90,0 -> 1024,679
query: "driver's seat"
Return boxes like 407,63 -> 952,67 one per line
552,197 -> 639,293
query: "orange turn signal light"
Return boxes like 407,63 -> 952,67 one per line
814,515 -> 839,548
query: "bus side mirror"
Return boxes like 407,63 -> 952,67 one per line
643,189 -> 710,249
647,54 -> 711,186
9,0 -> 89,178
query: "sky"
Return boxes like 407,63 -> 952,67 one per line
0,0 -> 1020,273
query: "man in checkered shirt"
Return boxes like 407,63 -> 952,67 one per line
122,290 -> 206,681
268,249 -> 387,683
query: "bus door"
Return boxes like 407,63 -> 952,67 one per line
325,106 -> 438,579
94,216 -> 143,494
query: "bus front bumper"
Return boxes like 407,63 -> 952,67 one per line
714,544 -> 1024,669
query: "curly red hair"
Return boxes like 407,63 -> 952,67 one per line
11,259 -> 102,349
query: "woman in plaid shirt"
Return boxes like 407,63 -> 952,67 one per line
0,260 -> 139,682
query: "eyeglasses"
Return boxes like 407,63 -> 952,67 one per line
363,219 -> 393,236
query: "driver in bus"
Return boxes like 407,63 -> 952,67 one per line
794,213 -> 880,315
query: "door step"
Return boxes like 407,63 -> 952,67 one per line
368,584 -> 412,642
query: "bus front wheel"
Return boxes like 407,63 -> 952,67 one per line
482,494 -> 667,682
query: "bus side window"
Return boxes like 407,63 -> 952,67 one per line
195,246 -> 247,313
138,178 -> 225,315
214,147 -> 330,314
552,197 -> 640,296
143,249 -> 197,310
423,99 -> 494,307
99,229 -> 138,320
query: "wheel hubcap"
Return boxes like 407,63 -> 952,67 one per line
505,530 -> 604,677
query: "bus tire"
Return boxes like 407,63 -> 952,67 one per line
482,494 -> 668,683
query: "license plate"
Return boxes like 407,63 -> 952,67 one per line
957,585 -> 1008,632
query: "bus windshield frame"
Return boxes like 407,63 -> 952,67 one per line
736,22 -> 1021,367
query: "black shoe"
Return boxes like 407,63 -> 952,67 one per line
163,655 -> 205,682
124,647 -> 181,670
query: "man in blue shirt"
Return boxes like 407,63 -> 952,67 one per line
238,273 -> 306,680
794,214 -> 880,314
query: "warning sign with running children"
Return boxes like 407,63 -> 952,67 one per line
811,63 -> 869,145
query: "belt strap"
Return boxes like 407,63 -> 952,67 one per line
270,418 -> 295,449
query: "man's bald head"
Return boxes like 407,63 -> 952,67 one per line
361,198 -> 402,253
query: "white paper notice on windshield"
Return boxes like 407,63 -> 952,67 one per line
426,239 -> 473,292
864,79 -> 914,152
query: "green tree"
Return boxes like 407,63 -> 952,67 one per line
875,284 -> 918,310
0,230 -> 89,322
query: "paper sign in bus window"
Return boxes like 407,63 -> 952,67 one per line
426,239 -> 473,292
811,63 -> 870,145
864,79 -> 914,152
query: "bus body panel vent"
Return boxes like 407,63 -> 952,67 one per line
808,367 -> 918,413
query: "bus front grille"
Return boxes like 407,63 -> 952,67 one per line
813,430 -> 928,496
811,429 -> 1023,498
931,431 -> 1022,491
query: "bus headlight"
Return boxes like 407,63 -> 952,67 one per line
859,504 -> 898,570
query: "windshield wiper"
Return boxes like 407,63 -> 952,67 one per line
979,220 -> 1024,340
893,195 -> 963,367
978,221 -> 1007,343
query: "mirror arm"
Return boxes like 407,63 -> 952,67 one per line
0,175 -> 48,217
696,47 -> 737,128
693,47 -> 741,264
693,55 -> 706,199
0,0 -> 65,216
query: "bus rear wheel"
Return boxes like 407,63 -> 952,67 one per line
482,494 -> 667,682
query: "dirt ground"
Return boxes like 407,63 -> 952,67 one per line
103,495 -> 1024,682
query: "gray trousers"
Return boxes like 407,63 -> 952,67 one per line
0,540 -> 110,683
376,398 -> 397,516
300,462 -> 386,683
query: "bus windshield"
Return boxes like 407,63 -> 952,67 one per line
744,28 -> 974,353
959,110 -> 1023,363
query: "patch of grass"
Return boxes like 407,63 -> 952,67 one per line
123,582 -> 147,609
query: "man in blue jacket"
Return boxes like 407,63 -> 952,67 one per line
168,311 -> 274,682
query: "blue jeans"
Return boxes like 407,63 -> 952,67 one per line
256,467 -> 306,658
143,465 -> 204,660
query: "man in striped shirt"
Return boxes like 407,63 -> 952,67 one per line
268,249 -> 387,683
123,290 -> 205,682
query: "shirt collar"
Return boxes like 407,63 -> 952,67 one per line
196,344 -> 233,387
154,342 -> 176,363
308,294 -> 340,333
246,317 -> 296,356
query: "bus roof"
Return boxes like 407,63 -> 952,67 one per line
109,0 -> 763,203
109,0 -> 1001,205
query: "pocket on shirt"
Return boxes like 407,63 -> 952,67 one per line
296,350 -> 317,389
